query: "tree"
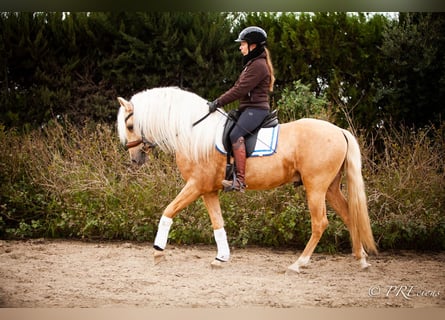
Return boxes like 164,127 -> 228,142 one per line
1,12 -> 443,129
0,12 -> 240,127
378,13 -> 445,127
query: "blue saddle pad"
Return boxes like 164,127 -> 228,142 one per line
215,122 -> 279,157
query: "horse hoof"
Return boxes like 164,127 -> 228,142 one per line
360,259 -> 371,270
286,264 -> 301,274
210,259 -> 225,269
153,250 -> 166,265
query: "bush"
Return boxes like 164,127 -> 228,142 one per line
363,122 -> 445,250
276,80 -> 332,122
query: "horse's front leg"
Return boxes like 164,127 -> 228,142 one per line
201,191 -> 230,268
153,180 -> 201,264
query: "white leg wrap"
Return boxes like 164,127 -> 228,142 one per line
214,228 -> 230,262
153,215 -> 173,250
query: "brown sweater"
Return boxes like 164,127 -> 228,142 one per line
217,51 -> 270,111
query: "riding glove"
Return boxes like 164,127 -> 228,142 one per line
208,99 -> 220,113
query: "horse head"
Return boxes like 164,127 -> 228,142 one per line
117,97 -> 156,165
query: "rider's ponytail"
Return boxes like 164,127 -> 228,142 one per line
265,48 -> 275,92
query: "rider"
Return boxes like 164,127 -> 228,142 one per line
208,26 -> 275,192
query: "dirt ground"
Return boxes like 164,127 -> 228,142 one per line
0,239 -> 443,308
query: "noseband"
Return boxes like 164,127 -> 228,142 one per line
126,136 -> 156,151
124,112 -> 157,151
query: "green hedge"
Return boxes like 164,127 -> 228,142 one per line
1,12 -> 444,130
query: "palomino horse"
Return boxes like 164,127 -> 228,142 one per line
117,87 -> 377,273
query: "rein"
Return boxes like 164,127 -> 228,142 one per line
192,111 -> 212,127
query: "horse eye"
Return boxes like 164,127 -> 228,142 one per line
127,125 -> 133,131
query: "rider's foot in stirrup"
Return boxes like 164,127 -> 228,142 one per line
222,179 -> 246,193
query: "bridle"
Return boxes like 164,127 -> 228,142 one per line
124,112 -> 157,151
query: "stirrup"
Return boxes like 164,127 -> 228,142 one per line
222,178 -> 246,193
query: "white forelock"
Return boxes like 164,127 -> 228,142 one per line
122,87 -> 224,162
117,106 -> 128,145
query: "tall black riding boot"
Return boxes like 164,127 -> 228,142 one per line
222,137 -> 247,192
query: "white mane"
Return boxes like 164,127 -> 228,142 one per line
122,87 -> 224,162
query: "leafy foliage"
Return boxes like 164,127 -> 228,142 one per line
1,12 -> 444,130
0,12 -> 239,127
378,13 -> 445,127
363,122 -> 445,249
276,80 -> 331,121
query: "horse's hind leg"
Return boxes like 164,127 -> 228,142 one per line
326,173 -> 370,269
288,191 -> 328,273
326,173 -> 352,235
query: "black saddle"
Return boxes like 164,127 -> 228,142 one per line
222,109 -> 279,157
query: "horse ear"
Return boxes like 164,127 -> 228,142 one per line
117,97 -> 133,113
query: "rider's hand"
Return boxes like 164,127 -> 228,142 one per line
207,99 -> 220,113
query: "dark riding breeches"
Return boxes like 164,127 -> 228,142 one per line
229,107 -> 269,144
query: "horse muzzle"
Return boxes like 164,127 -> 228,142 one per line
125,137 -> 157,165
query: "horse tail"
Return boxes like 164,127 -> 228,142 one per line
342,129 -> 378,255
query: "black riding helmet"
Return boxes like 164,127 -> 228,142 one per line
235,26 -> 267,45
